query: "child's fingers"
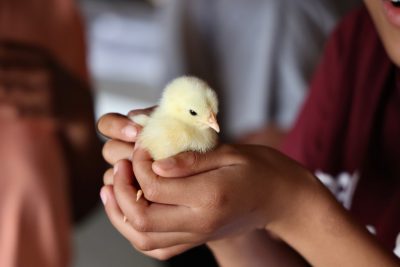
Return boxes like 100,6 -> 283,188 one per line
142,243 -> 198,261
103,161 -> 215,257
102,139 -> 135,164
111,159 -> 144,206
152,144 -> 245,178
101,186 -> 138,239
127,203 -> 200,233
97,113 -> 140,142
103,168 -> 114,185
101,187 -> 204,252
128,231 -> 200,252
113,160 -> 200,231
131,148 -> 199,206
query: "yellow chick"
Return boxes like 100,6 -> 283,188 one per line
131,76 -> 220,161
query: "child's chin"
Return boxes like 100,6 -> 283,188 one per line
387,48 -> 400,68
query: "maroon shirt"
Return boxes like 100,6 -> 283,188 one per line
282,7 -> 400,253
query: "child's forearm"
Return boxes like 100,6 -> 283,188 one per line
267,181 -> 400,267
208,230 -> 308,267
209,175 -> 400,267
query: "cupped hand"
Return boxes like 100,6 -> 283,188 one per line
100,144 -> 321,260
97,107 -> 155,184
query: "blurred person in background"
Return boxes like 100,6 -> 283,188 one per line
0,0 -> 105,266
164,0 -> 361,146
162,0 -> 360,265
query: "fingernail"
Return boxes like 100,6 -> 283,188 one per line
136,190 -> 143,202
100,189 -> 107,205
155,157 -> 176,170
122,125 -> 137,139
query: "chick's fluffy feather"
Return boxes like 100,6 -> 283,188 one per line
139,113 -> 218,160
132,76 -> 219,160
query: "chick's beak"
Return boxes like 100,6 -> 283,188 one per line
208,113 -> 220,133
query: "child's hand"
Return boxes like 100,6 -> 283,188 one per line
100,144 -> 319,260
98,114 -> 399,266
97,107 -> 155,185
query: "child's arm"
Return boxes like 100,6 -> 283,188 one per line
208,230 -> 308,267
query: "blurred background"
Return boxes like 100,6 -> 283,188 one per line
74,2 -> 166,266
0,0 -> 360,266
74,2 -> 204,265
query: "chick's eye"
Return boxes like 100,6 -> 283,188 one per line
189,109 -> 197,116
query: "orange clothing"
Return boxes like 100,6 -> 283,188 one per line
0,0 -> 88,80
0,1 -> 104,266
0,118 -> 71,267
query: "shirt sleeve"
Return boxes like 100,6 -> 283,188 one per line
280,22 -> 346,172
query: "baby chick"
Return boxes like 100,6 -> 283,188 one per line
131,76 -> 220,161
130,76 -> 220,202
